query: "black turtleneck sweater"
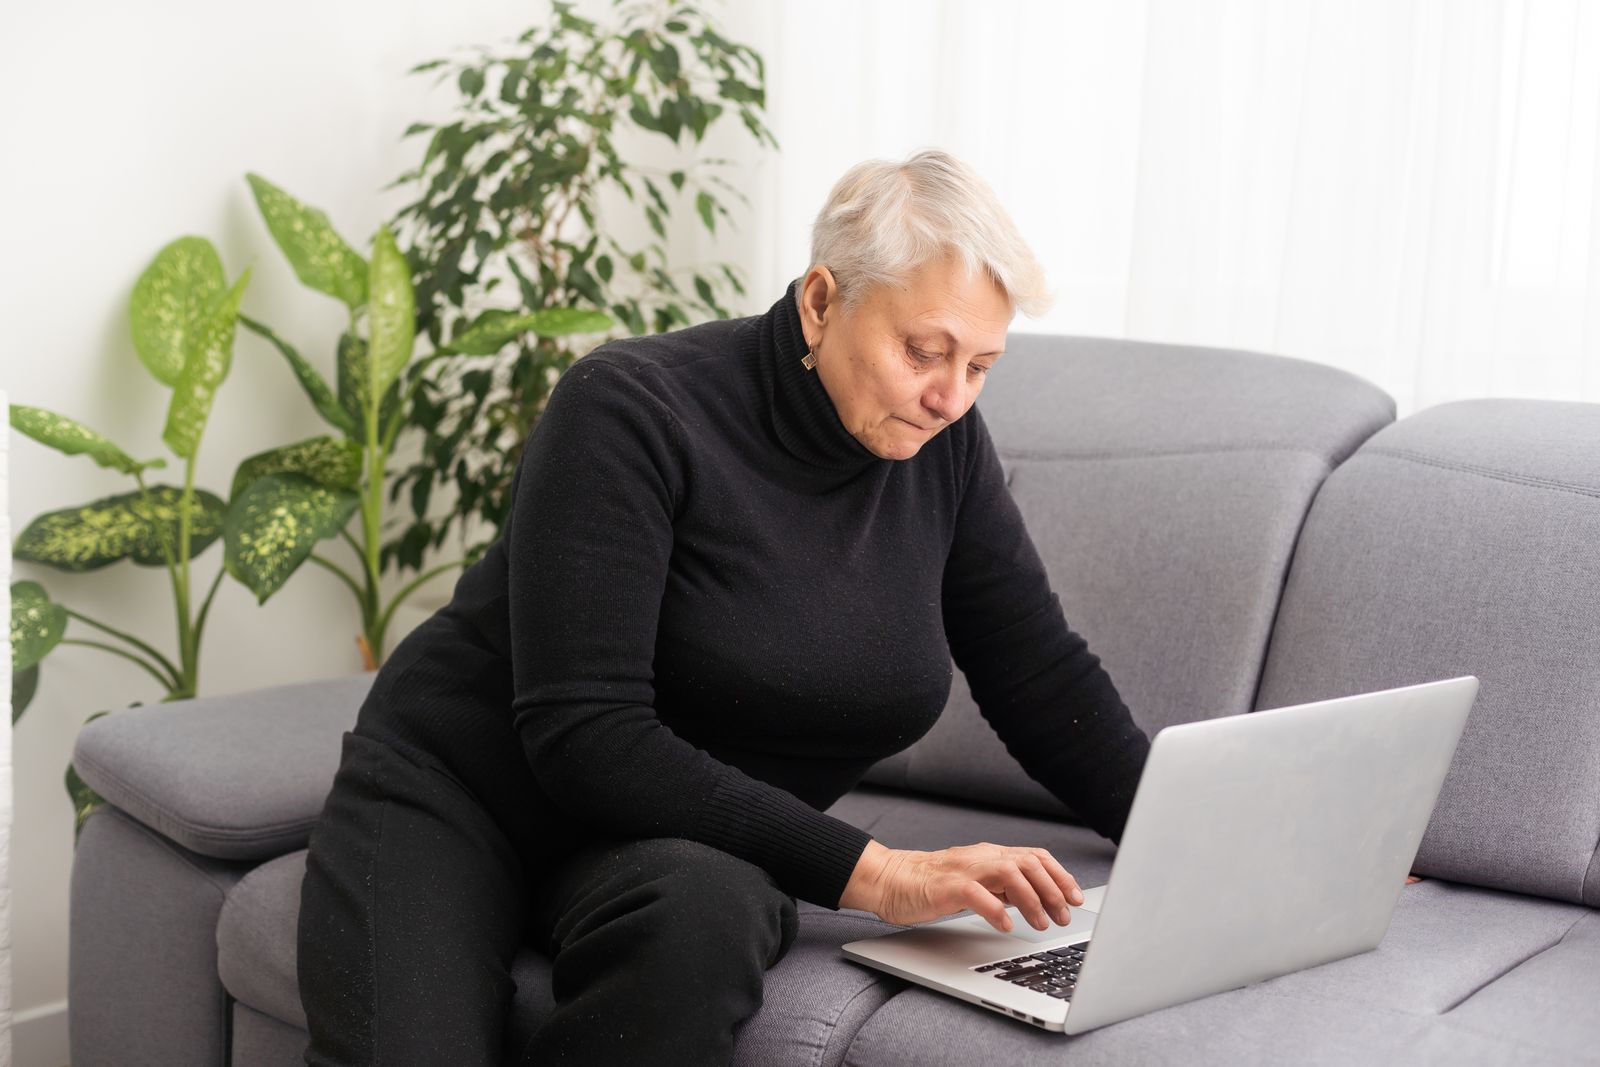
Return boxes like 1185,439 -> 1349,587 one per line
356,280 -> 1151,911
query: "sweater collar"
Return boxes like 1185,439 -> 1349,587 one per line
757,279 -> 882,471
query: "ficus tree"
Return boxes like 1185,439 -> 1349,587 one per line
381,0 -> 776,576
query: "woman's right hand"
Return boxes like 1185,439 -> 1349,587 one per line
840,839 -> 1084,932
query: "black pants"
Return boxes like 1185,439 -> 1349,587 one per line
297,730 -> 800,1066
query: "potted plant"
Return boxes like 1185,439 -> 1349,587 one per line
381,0 -> 777,577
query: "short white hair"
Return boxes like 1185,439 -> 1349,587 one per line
805,148 -> 1053,318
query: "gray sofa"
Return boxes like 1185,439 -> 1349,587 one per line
66,333 -> 1600,1065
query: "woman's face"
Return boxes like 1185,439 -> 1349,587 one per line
796,254 -> 1012,461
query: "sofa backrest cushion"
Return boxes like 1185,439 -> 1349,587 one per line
863,333 -> 1396,819
1255,398 -> 1600,906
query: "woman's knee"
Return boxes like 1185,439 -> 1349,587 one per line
546,837 -> 799,969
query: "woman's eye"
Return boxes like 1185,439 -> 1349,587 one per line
970,364 -> 991,377
908,346 -> 937,364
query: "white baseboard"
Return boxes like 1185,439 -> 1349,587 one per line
13,1000 -> 68,1067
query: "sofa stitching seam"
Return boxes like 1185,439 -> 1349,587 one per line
997,444 -> 1332,462
1439,910 -> 1593,1015
75,745 -> 317,848
102,806 -> 236,897
1362,446 -> 1600,499
820,978 -> 902,1067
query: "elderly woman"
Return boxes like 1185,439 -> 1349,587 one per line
297,148 -> 1151,1066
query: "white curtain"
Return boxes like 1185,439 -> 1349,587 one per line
702,0 -> 1600,419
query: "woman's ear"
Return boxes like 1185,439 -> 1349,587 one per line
797,266 -> 838,341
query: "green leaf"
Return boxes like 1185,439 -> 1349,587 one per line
458,67 -> 485,97
718,78 -> 763,105
696,190 -> 716,233
669,170 -> 686,192
443,307 -> 613,355
641,176 -> 671,216
228,435 -> 363,502
237,315 -> 356,435
336,332 -> 400,441
11,580 -> 67,672
694,273 -> 715,307
14,485 -> 228,571
8,404 -> 158,475
223,473 -> 361,603
245,173 -> 368,309
595,254 -> 613,283
12,662 -> 38,723
162,269 -> 250,459
402,121 -> 434,138
129,236 -> 225,387
649,42 -> 681,83
67,750 -> 108,842
629,96 -> 660,133
366,224 -> 416,402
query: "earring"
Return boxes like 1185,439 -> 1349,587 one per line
801,344 -> 817,371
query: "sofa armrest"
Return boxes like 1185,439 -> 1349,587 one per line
71,672 -> 373,861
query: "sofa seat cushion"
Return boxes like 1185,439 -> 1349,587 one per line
217,849 -> 311,1030
215,810 -> 915,1065
837,879 -> 1597,1065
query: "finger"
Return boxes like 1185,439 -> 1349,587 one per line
1028,848 -> 1084,909
962,878 -> 1013,932
996,860 -> 1051,931
1015,853 -> 1072,925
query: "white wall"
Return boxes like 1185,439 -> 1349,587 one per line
3,387 -> 16,1066
0,2 -> 680,1060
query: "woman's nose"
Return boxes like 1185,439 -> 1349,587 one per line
924,369 -> 973,423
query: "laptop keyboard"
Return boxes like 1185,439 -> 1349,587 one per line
969,940 -> 1091,1001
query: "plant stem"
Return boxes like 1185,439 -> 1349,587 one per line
340,526 -> 365,563
58,639 -> 180,693
373,558 -> 467,651
359,309 -> 385,661
175,456 -> 197,695
309,553 -> 366,601
192,565 -> 227,648
63,608 -> 183,686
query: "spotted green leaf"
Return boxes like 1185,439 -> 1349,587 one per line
366,225 -> 415,405
163,270 -> 250,459
129,236 -> 225,387
246,173 -> 368,309
12,662 -> 38,723
11,579 -> 67,672
67,745 -> 109,841
224,473 -> 361,603
238,314 -> 356,435
443,306 -> 614,355
336,332 -> 399,441
228,435 -> 362,502
14,485 -> 227,571
8,404 -> 161,475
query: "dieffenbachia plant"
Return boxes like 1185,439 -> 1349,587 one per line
237,174 -> 611,669
9,236 -> 250,717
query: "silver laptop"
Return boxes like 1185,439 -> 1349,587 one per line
840,675 -> 1479,1034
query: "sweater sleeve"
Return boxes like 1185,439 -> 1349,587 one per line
940,405 -> 1152,844
505,355 -> 874,909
